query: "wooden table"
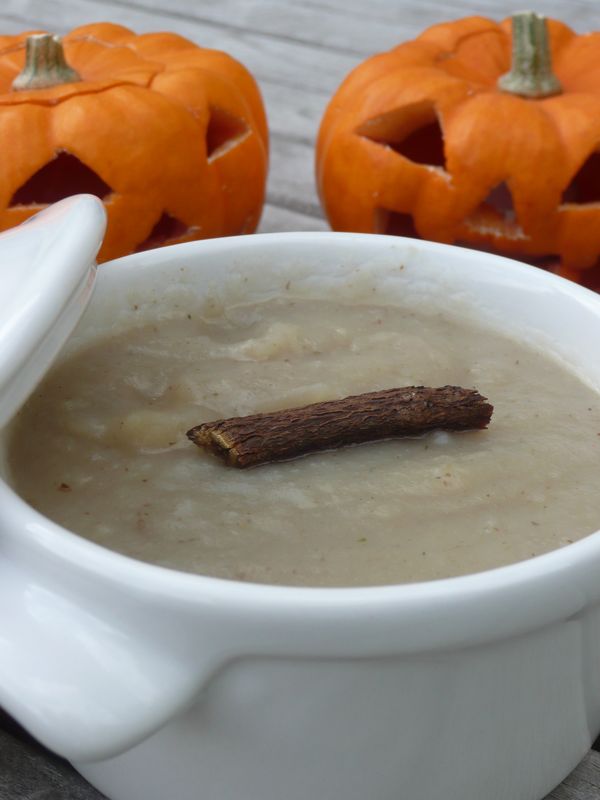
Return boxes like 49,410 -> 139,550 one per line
1,1 -> 599,798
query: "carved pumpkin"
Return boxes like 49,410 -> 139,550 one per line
316,13 -> 600,287
0,24 -> 268,261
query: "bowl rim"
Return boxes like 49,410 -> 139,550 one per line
3,230 -> 600,621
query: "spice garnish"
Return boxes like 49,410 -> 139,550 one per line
187,385 -> 493,469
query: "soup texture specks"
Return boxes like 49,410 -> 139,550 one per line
8,295 -> 600,586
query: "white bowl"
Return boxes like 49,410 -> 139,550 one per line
2,203 -> 600,800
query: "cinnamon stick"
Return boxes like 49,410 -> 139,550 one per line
187,385 -> 493,469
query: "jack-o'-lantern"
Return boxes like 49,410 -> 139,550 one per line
0,24 -> 268,261
316,12 -> 600,287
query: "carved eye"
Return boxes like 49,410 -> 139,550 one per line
356,100 -> 446,168
10,151 -> 112,206
134,212 -> 192,252
205,106 -> 250,161
562,150 -> 600,205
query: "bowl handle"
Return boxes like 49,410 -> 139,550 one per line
0,551 -> 225,764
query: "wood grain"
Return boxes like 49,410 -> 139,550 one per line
1,1 -> 599,798
0,731 -> 105,800
546,752 -> 600,799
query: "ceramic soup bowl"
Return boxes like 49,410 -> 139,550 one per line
1,196 -> 600,800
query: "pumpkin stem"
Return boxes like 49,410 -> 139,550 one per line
498,12 -> 562,98
12,33 -> 81,91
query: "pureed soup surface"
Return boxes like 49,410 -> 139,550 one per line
8,293 -> 600,586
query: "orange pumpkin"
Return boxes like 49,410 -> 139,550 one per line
316,13 -> 600,287
0,24 -> 268,261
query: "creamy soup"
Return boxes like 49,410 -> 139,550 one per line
8,295 -> 600,586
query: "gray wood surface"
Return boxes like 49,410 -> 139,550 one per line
1,1 -> 600,798
1,728 -> 600,800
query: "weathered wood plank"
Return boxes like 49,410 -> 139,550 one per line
268,134 -> 322,217
0,731 -> 105,799
546,751 -> 600,800
259,0 -> 598,29
0,12 -> 41,32
260,79 -> 327,141
3,0 -> 596,58
84,0 -> 407,56
0,0 -> 359,93
259,203 -> 327,234
16,0 -> 597,53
